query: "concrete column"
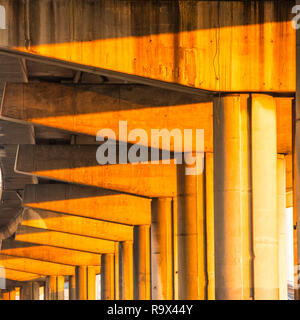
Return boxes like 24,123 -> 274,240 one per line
76,266 -> 87,300
278,155 -> 288,300
87,267 -> 96,300
135,225 -> 151,300
32,282 -> 40,300
177,153 -> 206,300
114,243 -> 120,300
69,275 -> 76,300
213,94 -> 252,300
251,94 -> 278,300
21,282 -> 33,300
101,254 -> 115,300
49,276 -> 64,300
205,152 -> 215,300
121,241 -> 134,300
151,198 -> 173,299
295,1 -> 300,298
3,291 -> 9,300
9,289 -> 16,300
57,276 -> 65,300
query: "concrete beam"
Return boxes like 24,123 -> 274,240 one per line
23,183 -> 151,225
1,268 -> 42,282
15,225 -> 115,254
1,239 -> 101,266
15,145 -> 178,197
0,254 -> 75,276
0,1 -> 294,92
1,83 -> 212,152
21,207 -> 133,242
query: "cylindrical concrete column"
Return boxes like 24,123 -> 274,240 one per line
114,243 -> 120,300
151,198 -> 173,299
277,155 -> 288,300
3,291 -> 9,300
49,276 -> 57,300
251,94 -> 278,300
57,276 -> 65,300
87,267 -> 96,300
205,152 -> 215,300
76,266 -> 87,300
101,254 -> 115,300
69,275 -> 76,300
9,289 -> 16,300
121,241 -> 133,300
178,152 -> 206,300
136,225 -> 151,300
213,94 -> 252,300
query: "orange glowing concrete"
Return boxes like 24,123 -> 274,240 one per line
1,1 -> 294,92
0,254 -> 75,276
15,145 -> 178,197
15,225 -> 115,254
1,83 -> 212,153
21,207 -> 133,242
1,268 -> 42,282
1,239 -> 102,266
23,184 -> 151,226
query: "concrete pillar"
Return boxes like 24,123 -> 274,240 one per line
177,153 -> 206,300
49,276 -> 64,300
21,282 -> 33,300
213,94 -> 252,300
295,1 -> 300,298
57,276 -> 65,300
87,267 -> 96,300
3,291 -> 9,300
114,243 -> 120,300
121,241 -> 134,300
101,254 -> 115,300
278,155 -> 288,300
9,289 -> 16,300
151,198 -> 173,299
205,152 -> 215,300
134,225 -> 151,300
76,266 -> 87,300
32,282 -> 40,300
251,94 -> 278,300
69,275 -> 76,300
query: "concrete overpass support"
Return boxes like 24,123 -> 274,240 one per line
214,94 -> 279,300
121,241 -> 134,300
277,155 -> 288,300
69,275 -> 76,300
101,254 -> 115,300
213,94 -> 252,300
251,94 -> 278,300
134,225 -> 151,300
49,276 -> 64,300
151,198 -> 173,300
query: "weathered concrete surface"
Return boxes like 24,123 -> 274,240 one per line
1,239 -> 102,266
15,225 -> 115,254
0,254 -> 75,276
21,207 -> 133,242
1,83 -> 211,152
15,144 -> 178,197
1,268 -> 41,282
23,184 -> 151,226
0,0 -> 295,92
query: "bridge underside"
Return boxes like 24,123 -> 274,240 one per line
0,0 -> 297,300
